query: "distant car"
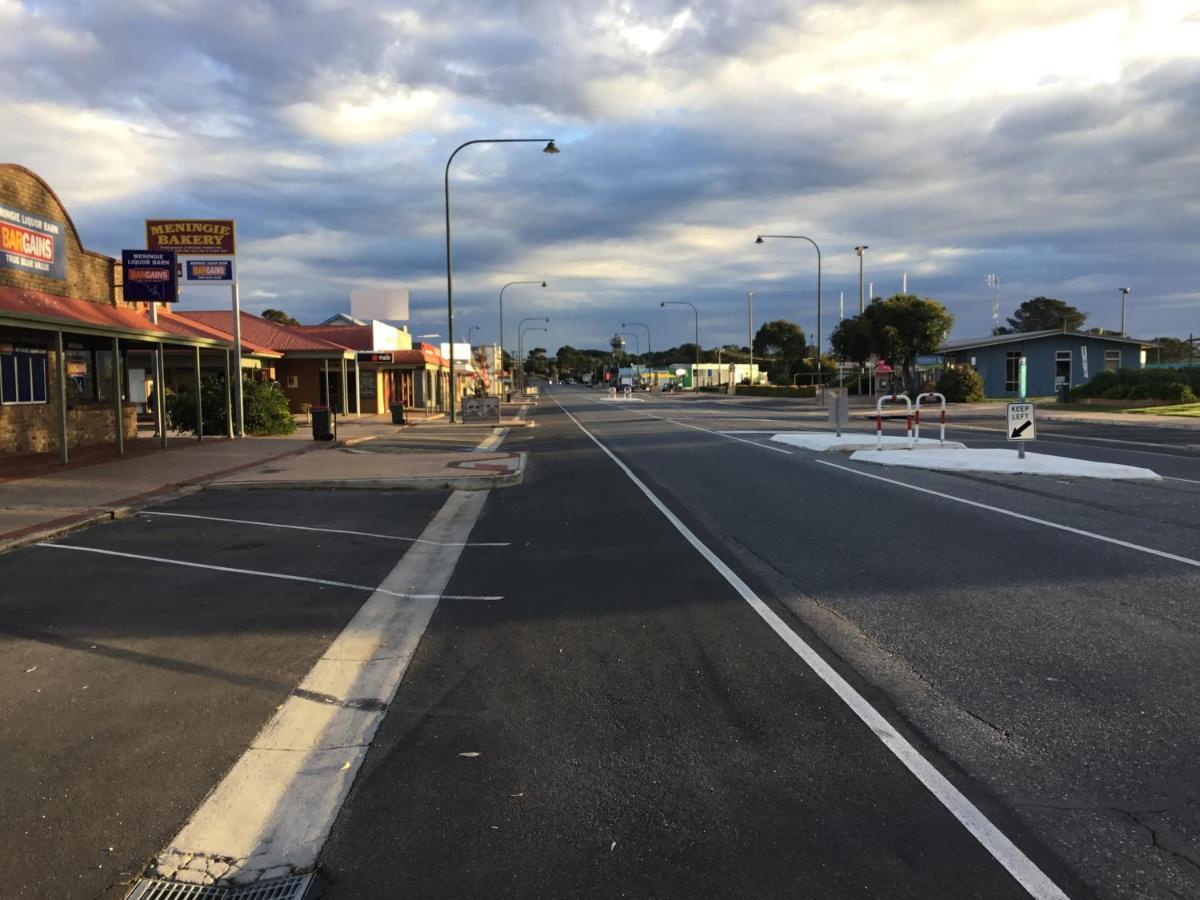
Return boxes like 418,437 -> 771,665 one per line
566,377 -> 576,384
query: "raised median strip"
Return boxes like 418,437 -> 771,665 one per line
769,432 -> 967,452
847,447 -> 1160,480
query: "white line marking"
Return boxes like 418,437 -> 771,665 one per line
146,488 -> 492,885
816,459 -> 1200,569
551,396 -> 1067,900
666,418 -> 793,454
34,542 -> 502,600
474,429 -> 507,451
948,423 -> 1200,458
1165,475 -> 1200,485
137,510 -> 510,547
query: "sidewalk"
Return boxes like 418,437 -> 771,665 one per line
0,410 -> 521,552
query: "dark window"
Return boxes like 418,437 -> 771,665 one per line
1104,350 -> 1120,372
0,348 -> 49,405
1005,351 -> 1022,392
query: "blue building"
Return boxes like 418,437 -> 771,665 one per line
938,330 -> 1154,398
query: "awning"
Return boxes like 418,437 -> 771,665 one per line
0,284 -> 230,348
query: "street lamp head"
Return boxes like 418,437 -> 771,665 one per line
1120,286 -> 1131,294
659,301 -> 666,307
540,281 -> 547,288
543,140 -> 560,154
755,236 -> 764,244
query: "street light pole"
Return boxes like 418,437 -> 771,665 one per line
747,290 -> 754,383
756,234 -> 823,364
518,317 -> 549,393
660,300 -> 699,391
444,138 -> 559,422
468,325 -> 479,345
499,280 -> 547,394
622,321 -> 651,383
854,245 -> 868,314
618,331 -> 641,381
1119,286 -> 1131,336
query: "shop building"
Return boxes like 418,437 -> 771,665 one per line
0,164 -> 232,460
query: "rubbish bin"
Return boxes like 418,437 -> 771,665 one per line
390,402 -> 406,425
311,405 -> 336,441
1058,385 -> 1071,403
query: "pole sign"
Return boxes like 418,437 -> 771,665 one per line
186,259 -> 233,282
121,250 -> 178,302
1007,402 -> 1036,440
1,202 -> 67,280
145,219 -> 236,256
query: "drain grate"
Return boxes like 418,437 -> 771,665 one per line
127,874 -> 313,900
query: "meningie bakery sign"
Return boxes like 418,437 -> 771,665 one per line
145,219 -> 236,256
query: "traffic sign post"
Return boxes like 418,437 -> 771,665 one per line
1007,402 -> 1036,460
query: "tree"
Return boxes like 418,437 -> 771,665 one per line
835,294 -> 953,393
1006,297 -> 1086,333
752,320 -> 806,384
261,308 -> 301,326
1150,337 -> 1194,363
831,316 -> 872,368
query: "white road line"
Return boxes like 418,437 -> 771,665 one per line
474,429 -> 507,452
137,510 -> 510,546
816,459 -> 1200,569
667,418 -> 793,454
1165,475 -> 1200,485
142,488 -> 492,886
948,423 -> 1200,457
34,542 -> 502,600
551,396 -> 1067,900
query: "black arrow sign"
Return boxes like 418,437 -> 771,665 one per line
1011,420 -> 1032,439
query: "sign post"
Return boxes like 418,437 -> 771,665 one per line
146,220 -> 240,434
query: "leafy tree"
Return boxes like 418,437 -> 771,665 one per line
1006,297 -> 1086,333
261,308 -> 301,326
862,294 -> 954,393
752,320 -> 806,384
167,377 -> 295,436
1150,337 -> 1194,363
830,316 -> 872,368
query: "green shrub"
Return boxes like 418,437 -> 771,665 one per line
735,385 -> 817,398
166,377 -> 296,436
936,367 -> 985,403
1071,367 -> 1200,402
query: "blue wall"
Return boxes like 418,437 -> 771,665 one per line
945,336 -> 1142,397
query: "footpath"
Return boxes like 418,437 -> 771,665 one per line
0,409 -> 527,553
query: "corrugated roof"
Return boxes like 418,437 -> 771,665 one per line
0,284 -> 230,346
293,324 -> 374,350
940,329 -> 1156,352
157,309 -> 283,356
178,310 -> 350,353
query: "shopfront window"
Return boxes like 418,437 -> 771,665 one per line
0,346 -> 49,405
64,347 -> 93,402
95,349 -> 118,402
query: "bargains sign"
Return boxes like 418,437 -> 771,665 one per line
145,219 -> 236,256
0,202 -> 67,280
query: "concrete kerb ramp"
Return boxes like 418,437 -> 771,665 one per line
771,433 -> 967,452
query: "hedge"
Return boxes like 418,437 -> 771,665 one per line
1070,368 -> 1200,403
734,385 -> 817,398
167,377 -> 296,436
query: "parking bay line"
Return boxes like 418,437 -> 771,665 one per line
816,459 -> 1200,569
126,488 -> 493,887
138,510 -> 510,547
552,396 -> 1067,900
33,542 -> 502,601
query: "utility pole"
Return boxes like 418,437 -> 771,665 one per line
854,245 -> 868,313
986,274 -> 1000,335
1119,287 -> 1131,336
747,290 -> 754,383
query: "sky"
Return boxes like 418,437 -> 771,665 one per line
2,0 -> 1198,355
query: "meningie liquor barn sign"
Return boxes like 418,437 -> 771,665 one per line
1,201 -> 67,280
145,219 -> 236,256
121,250 -> 178,303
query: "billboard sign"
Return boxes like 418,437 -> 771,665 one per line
0,202 -> 67,280
121,250 -> 178,303
186,259 -> 233,282
145,219 -> 236,256
350,288 -> 408,321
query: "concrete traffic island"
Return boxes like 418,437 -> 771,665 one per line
848,448 -> 1160,480
771,432 -> 967,452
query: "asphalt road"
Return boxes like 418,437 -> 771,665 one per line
0,489 -> 450,900
491,387 -> 1200,899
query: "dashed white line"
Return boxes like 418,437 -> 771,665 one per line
816,459 -> 1200,569
666,418 -> 793,453
551,395 -> 1068,900
137,510 -> 510,546
34,542 -> 503,600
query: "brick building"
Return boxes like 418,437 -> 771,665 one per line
0,164 -> 231,459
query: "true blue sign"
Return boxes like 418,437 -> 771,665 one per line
186,259 -> 233,282
121,250 -> 178,303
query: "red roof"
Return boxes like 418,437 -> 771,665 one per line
157,309 -> 283,356
293,324 -> 374,350
178,310 -> 349,353
0,284 -> 229,345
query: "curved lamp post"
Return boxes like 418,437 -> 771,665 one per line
1119,286 -> 1131,336
520,324 -> 548,392
618,331 -> 641,380
499,280 -> 546,392
756,234 -> 823,361
445,138 -> 559,421
518,317 -> 549,392
660,300 -> 699,391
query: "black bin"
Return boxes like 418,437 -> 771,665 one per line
1058,385 -> 1071,403
311,405 -> 336,440
390,402 -> 406,425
